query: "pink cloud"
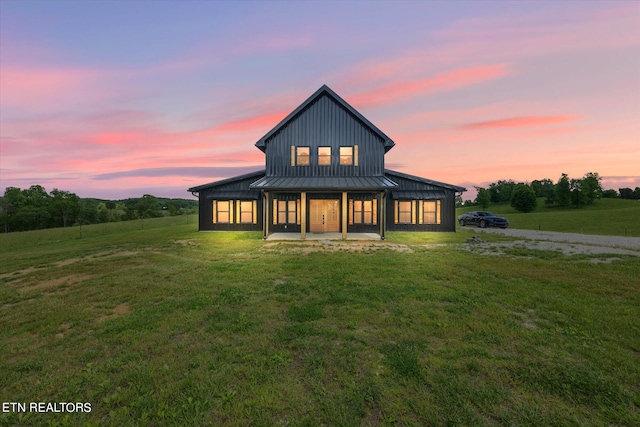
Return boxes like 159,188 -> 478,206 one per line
1,106 -> 276,186
335,56 -> 420,90
460,115 -> 580,130
346,63 -> 511,108
0,66 -> 106,111
602,176 -> 640,191
212,111 -> 289,135
431,3 -> 640,63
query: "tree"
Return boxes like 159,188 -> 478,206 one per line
531,180 -> 544,198
570,178 -> 587,208
581,172 -> 602,204
544,183 -> 556,206
50,189 -> 80,227
0,187 -> 26,232
488,183 -> 500,204
556,173 -> 571,207
97,204 -> 109,223
474,187 -> 491,209
619,188 -> 634,199
510,184 -> 537,213
78,199 -> 99,225
488,180 -> 516,204
602,189 -> 618,198
135,194 -> 161,218
22,185 -> 51,229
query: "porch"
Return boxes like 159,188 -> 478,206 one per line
266,232 -> 381,241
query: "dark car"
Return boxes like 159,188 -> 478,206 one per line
458,211 -> 509,228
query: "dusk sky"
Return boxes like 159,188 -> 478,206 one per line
1,0 -> 639,201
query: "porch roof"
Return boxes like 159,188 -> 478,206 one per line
390,190 -> 446,199
249,175 -> 397,191
204,191 -> 260,200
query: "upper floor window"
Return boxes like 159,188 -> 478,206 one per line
318,147 -> 331,165
292,146 -> 309,166
340,147 -> 353,165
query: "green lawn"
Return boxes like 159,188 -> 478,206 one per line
457,198 -> 640,236
1,217 -> 639,426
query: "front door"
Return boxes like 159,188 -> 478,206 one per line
309,200 -> 340,233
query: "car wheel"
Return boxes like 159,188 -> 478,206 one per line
479,219 -> 486,228
459,219 -> 465,226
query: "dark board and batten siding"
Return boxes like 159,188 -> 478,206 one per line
265,94 -> 385,178
385,171 -> 462,232
194,172 -> 265,232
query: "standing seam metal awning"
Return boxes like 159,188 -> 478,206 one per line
204,191 -> 260,200
391,190 -> 446,199
249,175 -> 397,190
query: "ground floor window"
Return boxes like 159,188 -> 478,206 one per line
421,200 -> 441,224
273,197 -> 300,225
394,199 -> 441,225
239,200 -> 257,224
213,200 -> 231,224
349,198 -> 377,225
212,200 -> 257,224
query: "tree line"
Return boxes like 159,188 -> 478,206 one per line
460,172 -> 639,213
0,185 -> 198,233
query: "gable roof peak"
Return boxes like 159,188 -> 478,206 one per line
255,84 -> 395,153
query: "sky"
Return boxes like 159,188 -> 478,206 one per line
1,0 -> 639,201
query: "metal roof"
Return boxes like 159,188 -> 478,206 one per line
385,169 -> 467,193
249,175 -> 398,191
255,85 -> 395,153
187,170 -> 265,192
204,191 -> 260,200
391,190 -> 447,199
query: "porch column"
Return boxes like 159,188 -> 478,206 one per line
380,191 -> 386,240
342,191 -> 347,240
263,191 -> 269,239
300,192 -> 306,239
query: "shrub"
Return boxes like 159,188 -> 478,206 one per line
511,184 -> 537,213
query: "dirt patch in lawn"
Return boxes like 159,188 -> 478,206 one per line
263,240 -> 414,254
22,274 -> 94,292
55,322 -> 73,339
2,251 -> 143,288
172,239 -> 198,246
0,267 -> 39,280
55,251 -> 140,267
97,303 -> 131,322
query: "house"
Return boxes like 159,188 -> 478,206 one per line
188,85 -> 465,239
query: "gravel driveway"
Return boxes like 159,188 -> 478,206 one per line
472,228 -> 640,258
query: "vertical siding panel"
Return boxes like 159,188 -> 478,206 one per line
263,94 -> 385,179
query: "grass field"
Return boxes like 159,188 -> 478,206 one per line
1,216 -> 639,426
457,198 -> 640,237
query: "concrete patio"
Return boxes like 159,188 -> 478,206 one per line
266,232 -> 381,241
